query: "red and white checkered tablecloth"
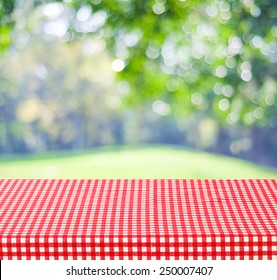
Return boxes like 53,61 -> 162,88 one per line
0,179 -> 276,260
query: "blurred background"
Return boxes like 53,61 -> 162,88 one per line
0,0 -> 276,178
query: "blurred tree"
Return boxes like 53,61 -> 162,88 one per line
0,0 -> 277,165
0,0 -> 14,52
0,31 -> 121,152
2,0 -> 276,127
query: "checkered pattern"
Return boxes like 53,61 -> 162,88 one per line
0,179 -> 276,260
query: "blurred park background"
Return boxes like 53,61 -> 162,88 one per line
0,0 -> 276,178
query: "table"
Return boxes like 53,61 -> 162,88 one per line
0,179 -> 276,260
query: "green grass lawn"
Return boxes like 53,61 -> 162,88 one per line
0,145 -> 276,179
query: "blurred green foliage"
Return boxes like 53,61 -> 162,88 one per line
0,36 -> 121,152
0,0 -> 14,51
0,0 -> 277,167
1,0 -> 277,126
